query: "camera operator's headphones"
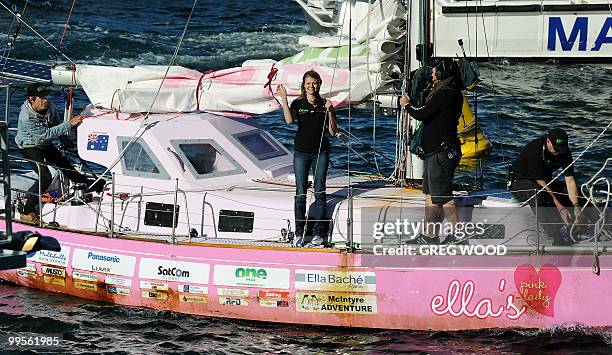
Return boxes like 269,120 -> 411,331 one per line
433,58 -> 459,81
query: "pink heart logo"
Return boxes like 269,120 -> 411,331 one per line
514,263 -> 562,317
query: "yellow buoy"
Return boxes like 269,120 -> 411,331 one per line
458,93 -> 491,159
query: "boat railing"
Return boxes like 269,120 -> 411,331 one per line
4,141 -> 610,255
5,156 -> 611,254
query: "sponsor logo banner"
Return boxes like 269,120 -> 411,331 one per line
73,271 -> 98,282
141,290 -> 168,300
258,290 -> 290,299
72,249 -> 136,277
180,295 -> 207,303
296,292 -> 377,314
74,281 -> 98,291
105,276 -> 132,287
214,265 -> 290,289
44,275 -> 66,286
178,284 -> 208,295
259,299 -> 290,308
139,258 -> 210,284
28,247 -> 70,267
106,285 -> 130,296
219,297 -> 248,306
42,266 -> 66,278
140,281 -> 169,291
217,288 -> 249,297
294,270 -> 376,292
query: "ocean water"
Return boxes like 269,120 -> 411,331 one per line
0,0 -> 611,353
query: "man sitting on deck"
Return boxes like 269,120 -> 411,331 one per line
15,83 -> 105,224
508,128 -> 582,246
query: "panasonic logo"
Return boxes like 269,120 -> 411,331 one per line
158,266 -> 190,278
87,252 -> 120,263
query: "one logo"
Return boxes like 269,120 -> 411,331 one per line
235,267 -> 267,280
555,139 -> 566,144
87,133 -> 109,151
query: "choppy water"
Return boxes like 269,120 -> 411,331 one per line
1,0 -> 611,353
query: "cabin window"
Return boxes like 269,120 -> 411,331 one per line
170,139 -> 246,179
233,130 -> 287,160
117,137 -> 170,179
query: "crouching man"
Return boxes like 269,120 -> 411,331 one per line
508,128 -> 581,246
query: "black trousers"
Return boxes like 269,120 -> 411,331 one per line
20,145 -> 89,215
509,178 -> 573,241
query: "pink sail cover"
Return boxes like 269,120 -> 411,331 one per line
76,63 -> 383,117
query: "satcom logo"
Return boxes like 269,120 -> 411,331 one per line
138,258 -> 210,284
158,266 -> 190,278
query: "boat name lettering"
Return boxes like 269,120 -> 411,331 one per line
158,266 -> 190,278
430,279 -> 526,320
88,252 -> 120,263
548,17 -> 612,52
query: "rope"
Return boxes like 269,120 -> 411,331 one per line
263,63 -> 280,105
57,0 -> 76,50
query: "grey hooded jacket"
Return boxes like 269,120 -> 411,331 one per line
15,100 -> 71,149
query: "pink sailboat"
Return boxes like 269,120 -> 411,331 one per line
1,0 -> 610,331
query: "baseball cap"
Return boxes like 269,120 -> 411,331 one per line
547,128 -> 569,154
27,83 -> 50,98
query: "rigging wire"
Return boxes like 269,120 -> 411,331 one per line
45,0 -> 200,217
0,1 -> 28,73
0,1 -> 75,64
477,0 -> 507,170
365,0 -> 382,176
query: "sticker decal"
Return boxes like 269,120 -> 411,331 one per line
296,292 -> 377,314
294,270 -> 376,292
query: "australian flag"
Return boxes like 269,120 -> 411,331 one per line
87,133 -> 109,151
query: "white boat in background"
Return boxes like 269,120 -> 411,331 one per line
295,0 -> 612,61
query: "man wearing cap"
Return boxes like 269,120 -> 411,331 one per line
15,83 -> 104,224
508,128 -> 581,245
399,58 -> 463,244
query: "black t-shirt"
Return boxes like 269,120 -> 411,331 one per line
510,137 -> 574,181
289,97 -> 330,153
405,86 -> 462,154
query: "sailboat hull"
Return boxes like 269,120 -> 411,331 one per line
2,219 -> 612,331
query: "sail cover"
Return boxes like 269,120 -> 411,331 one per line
74,0 -> 404,117
75,63 -> 393,116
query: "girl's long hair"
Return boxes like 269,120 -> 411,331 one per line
299,70 -> 322,99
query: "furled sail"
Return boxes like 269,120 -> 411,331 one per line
72,0 -> 405,117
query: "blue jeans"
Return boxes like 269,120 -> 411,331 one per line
293,151 -> 329,238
